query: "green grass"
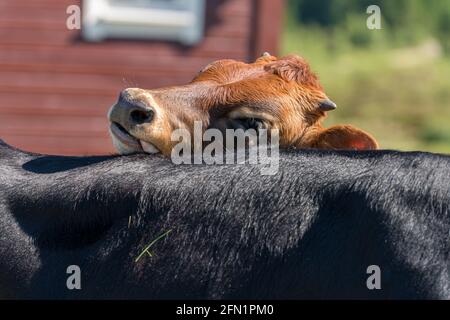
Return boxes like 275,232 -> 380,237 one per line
135,229 -> 172,263
281,24 -> 450,154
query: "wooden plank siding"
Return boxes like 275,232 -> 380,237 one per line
0,0 -> 284,155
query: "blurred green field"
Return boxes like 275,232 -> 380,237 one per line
281,4 -> 450,154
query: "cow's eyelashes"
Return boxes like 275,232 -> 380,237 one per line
245,118 -> 265,130
209,117 -> 266,132
233,118 -> 265,131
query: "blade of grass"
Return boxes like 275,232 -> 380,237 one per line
135,229 -> 172,263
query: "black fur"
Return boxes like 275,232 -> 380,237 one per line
0,139 -> 449,299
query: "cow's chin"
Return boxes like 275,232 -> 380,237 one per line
109,122 -> 160,155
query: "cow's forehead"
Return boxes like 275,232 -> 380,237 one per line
202,56 -> 278,73
194,55 -> 321,88
192,59 -> 267,84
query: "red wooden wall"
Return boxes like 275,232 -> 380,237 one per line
0,0 -> 284,155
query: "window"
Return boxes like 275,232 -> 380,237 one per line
82,0 -> 205,45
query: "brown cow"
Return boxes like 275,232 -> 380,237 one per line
108,53 -> 378,156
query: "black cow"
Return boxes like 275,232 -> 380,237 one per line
0,139 -> 448,299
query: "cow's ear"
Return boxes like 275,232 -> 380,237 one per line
264,55 -> 320,86
309,125 -> 378,150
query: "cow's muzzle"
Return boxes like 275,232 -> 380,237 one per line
108,89 -> 160,155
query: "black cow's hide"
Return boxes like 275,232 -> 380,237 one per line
0,139 -> 448,299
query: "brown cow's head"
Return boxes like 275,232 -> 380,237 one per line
108,54 -> 377,156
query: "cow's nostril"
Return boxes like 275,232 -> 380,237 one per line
130,109 -> 154,125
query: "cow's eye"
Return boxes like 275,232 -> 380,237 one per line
243,118 -> 265,131
208,117 -> 267,135
229,118 -> 265,131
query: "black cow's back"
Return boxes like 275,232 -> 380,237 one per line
0,140 -> 449,299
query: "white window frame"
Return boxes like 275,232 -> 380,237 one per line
82,0 -> 205,45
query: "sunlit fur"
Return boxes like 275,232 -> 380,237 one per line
0,140 -> 449,298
